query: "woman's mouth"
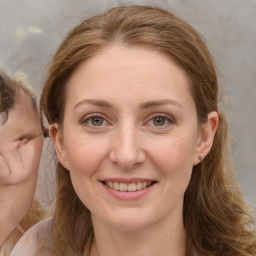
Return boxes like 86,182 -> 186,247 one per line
103,181 -> 154,192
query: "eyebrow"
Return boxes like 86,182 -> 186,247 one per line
73,98 -> 183,111
140,99 -> 183,109
73,99 -> 113,111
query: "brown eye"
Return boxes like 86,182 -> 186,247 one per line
152,117 -> 166,126
91,117 -> 104,126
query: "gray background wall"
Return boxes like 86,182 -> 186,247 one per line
0,0 -> 255,206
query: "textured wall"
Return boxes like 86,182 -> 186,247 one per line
0,0 -> 255,205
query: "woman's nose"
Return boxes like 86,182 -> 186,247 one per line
109,125 -> 146,170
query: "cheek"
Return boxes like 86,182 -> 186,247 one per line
149,136 -> 196,180
150,140 -> 195,208
64,136 -> 110,210
13,180 -> 36,221
64,135 -> 108,177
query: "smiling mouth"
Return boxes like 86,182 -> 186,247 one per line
102,181 -> 156,192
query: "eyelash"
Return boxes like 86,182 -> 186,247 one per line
80,113 -> 175,128
145,113 -> 175,127
80,113 -> 109,127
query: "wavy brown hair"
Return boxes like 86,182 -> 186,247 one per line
40,5 -> 256,256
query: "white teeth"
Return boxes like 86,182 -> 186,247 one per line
136,182 -> 142,190
113,182 -> 119,190
127,183 -> 137,192
106,181 -> 114,188
119,183 -> 127,191
105,181 -> 153,191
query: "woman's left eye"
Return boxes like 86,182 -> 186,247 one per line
152,116 -> 167,126
146,114 -> 173,127
90,117 -> 104,126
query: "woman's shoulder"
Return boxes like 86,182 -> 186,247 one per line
10,217 -> 53,256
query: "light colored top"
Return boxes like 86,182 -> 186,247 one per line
10,218 -> 52,256
10,217 -> 198,256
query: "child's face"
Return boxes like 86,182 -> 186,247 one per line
0,88 -> 43,245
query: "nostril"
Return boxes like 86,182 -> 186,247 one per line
109,147 -> 146,170
112,160 -> 141,170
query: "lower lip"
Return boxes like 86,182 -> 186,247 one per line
102,183 -> 154,200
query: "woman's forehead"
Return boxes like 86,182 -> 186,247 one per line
65,45 -> 193,109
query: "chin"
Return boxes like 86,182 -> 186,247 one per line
99,210 -> 156,231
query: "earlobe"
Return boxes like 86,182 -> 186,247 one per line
49,123 -> 69,170
193,111 -> 219,166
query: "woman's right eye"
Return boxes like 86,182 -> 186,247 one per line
89,116 -> 104,126
81,114 -> 108,127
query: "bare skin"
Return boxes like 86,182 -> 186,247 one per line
0,89 -> 43,247
9,45 -> 218,256
51,45 -> 218,256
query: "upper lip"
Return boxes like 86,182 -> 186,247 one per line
100,178 -> 156,183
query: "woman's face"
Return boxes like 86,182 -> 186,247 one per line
0,88 -> 43,243
51,45 -> 215,231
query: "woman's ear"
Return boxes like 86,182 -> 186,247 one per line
49,123 -> 69,170
193,111 -> 219,166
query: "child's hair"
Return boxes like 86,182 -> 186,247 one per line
0,69 -> 36,124
0,69 -> 16,125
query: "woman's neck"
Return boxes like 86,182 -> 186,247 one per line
89,214 -> 186,256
